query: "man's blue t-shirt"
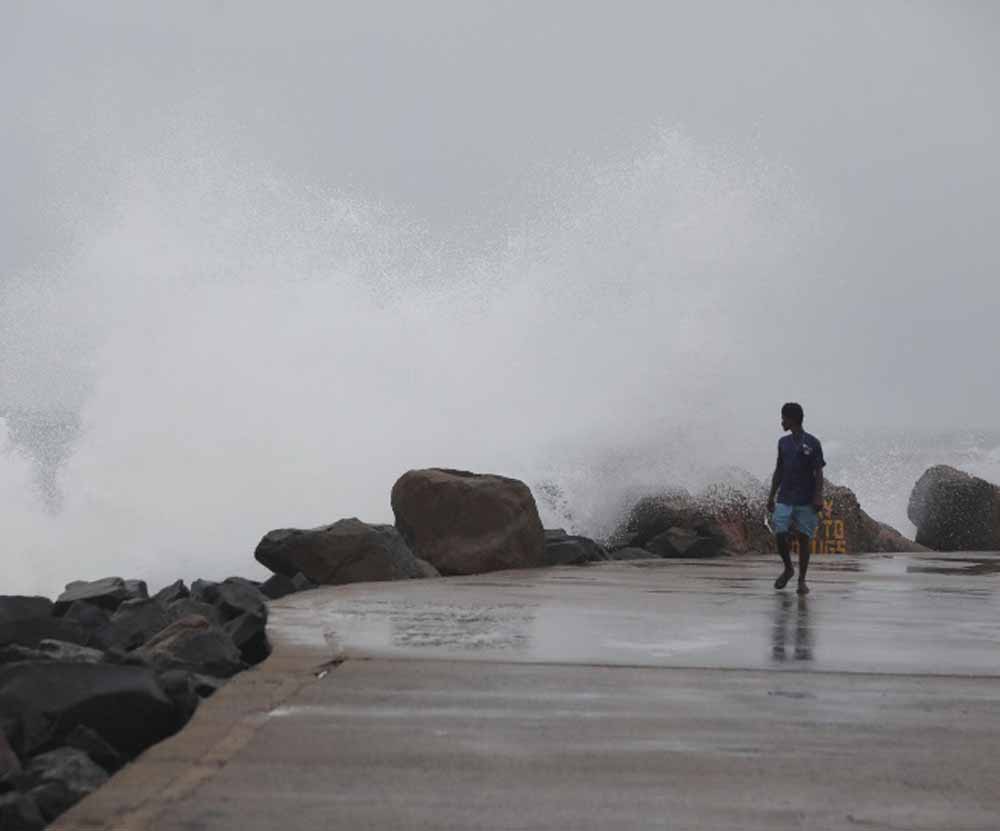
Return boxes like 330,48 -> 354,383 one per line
777,431 -> 825,506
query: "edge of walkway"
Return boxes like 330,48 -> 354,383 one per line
49,600 -> 331,831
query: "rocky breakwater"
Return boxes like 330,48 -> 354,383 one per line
0,573 -> 316,829
606,472 -> 919,558
908,465 -> 1000,551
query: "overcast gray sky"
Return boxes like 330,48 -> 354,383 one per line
2,0 -> 998,423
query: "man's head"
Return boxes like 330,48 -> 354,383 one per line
781,402 -> 804,432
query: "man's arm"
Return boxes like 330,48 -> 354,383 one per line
767,454 -> 782,513
813,466 -> 824,511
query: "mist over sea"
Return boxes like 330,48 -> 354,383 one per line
2,3 -> 998,596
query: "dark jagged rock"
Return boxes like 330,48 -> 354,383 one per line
60,601 -> 114,649
166,598 -> 223,628
225,613 -> 270,665
65,725 -> 122,772
291,572 -> 317,592
215,578 -> 267,623
542,529 -> 609,566
137,615 -> 244,678
0,597 -> 53,625
0,661 -> 180,758
156,670 -> 200,724
152,580 -> 189,607
260,573 -> 297,600
606,546 -> 654,561
644,527 -> 723,559
414,559 -> 440,578
53,578 -> 131,615
0,732 -> 21,792
0,792 -> 45,830
123,580 -> 149,602
190,579 -> 221,605
908,465 -> 1000,551
107,599 -> 169,651
25,747 -> 108,821
391,468 -> 546,576
0,618 -> 92,650
256,518 -> 434,585
0,640 -> 105,666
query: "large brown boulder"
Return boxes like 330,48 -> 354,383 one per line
391,468 -> 546,575
908,465 -> 1000,551
816,483 -> 924,554
255,518 -> 437,585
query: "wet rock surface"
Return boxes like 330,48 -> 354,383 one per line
908,465 -> 1000,551
391,468 -> 546,575
0,598 -> 53,625
542,529 -> 609,566
0,569 -> 301,828
136,615 -> 244,678
255,518 -> 435,585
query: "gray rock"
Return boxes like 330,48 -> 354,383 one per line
53,578 -> 131,615
644,527 -> 723,559
542,530 -> 609,566
255,518 -> 433,585
0,640 -> 105,665
0,618 -> 92,651
607,546 -> 655,561
137,615 -> 244,678
59,600 -> 117,651
215,578 -> 267,623
225,613 -> 269,665
152,579 -> 189,606
123,580 -> 149,601
166,598 -> 223,627
107,599 -> 170,651
25,747 -> 108,820
414,559 -> 441,578
0,731 -> 21,792
908,465 -> 1000,551
190,579 -> 221,604
260,573 -> 297,600
0,661 -> 180,758
65,725 -> 122,772
0,597 -> 53,625
291,572 -> 317,592
0,792 -> 45,830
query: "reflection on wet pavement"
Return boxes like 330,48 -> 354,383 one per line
276,550 -> 1000,676
771,594 -> 813,663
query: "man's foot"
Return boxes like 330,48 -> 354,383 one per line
797,581 -> 810,595
774,568 -> 794,589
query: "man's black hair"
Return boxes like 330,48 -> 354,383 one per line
781,402 -> 804,424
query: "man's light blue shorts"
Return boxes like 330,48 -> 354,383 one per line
772,503 -> 819,537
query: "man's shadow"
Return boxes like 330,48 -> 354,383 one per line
771,593 -> 814,662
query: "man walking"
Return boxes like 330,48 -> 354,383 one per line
767,402 -> 825,594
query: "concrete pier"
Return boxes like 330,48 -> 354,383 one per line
53,552 -> 1000,830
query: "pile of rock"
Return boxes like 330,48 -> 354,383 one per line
605,474 -> 919,558
0,572 -> 315,828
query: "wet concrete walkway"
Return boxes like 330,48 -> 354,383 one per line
54,552 -> 1000,830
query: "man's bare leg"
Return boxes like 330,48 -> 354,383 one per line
774,533 -> 795,589
796,533 -> 811,594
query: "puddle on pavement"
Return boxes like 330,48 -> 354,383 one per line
907,557 -> 1000,577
